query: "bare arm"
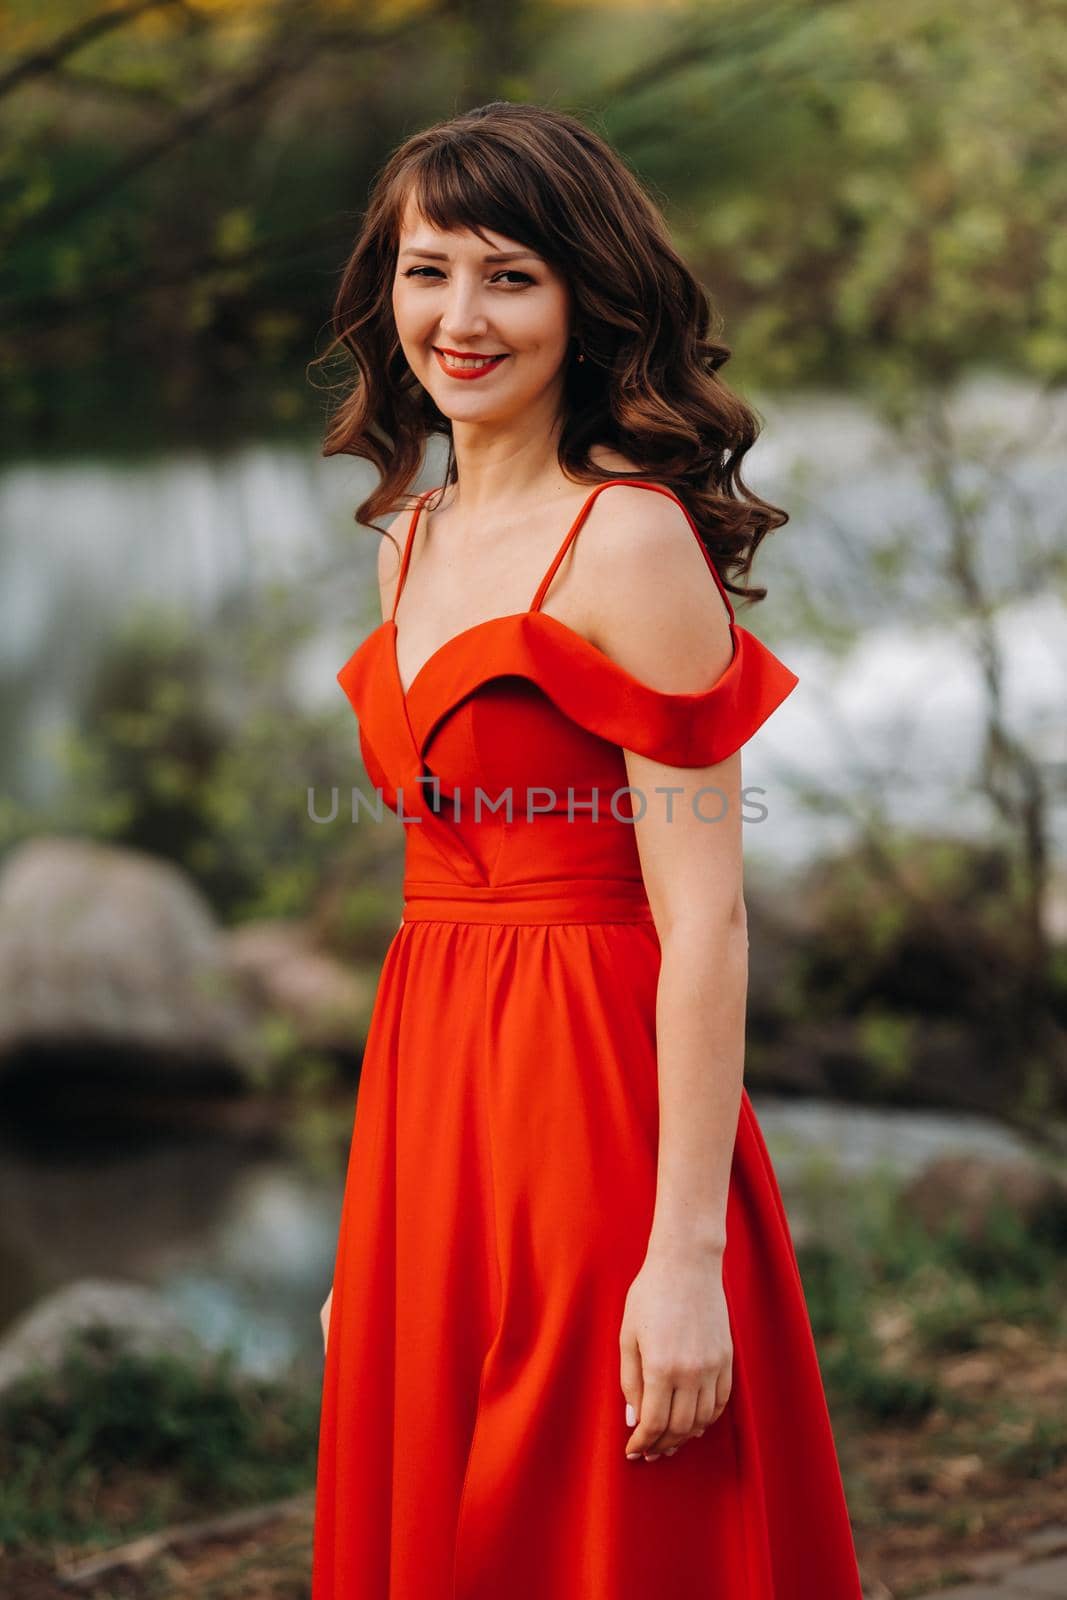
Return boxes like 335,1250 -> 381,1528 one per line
576,488 -> 744,1463
626,743 -> 746,1263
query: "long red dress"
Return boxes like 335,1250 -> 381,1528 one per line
312,478 -> 864,1599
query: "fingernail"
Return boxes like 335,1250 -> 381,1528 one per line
643,1453 -> 659,1461
625,1403 -> 636,1427
625,1452 -> 641,1460
665,1448 -> 677,1456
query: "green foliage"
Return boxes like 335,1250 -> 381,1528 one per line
856,1010 -> 916,1089
792,1164 -> 1066,1430
1,0 -> 1065,449
908,1277 -> 987,1355
2,589 -> 363,926
938,1193 -> 1067,1287
795,833 -> 1022,1020
604,0 -> 1067,392
826,1346 -> 941,1424
793,1171 -> 937,1422
779,832 -> 1067,1117
0,1325 -> 319,1550
993,1414 -> 1067,1480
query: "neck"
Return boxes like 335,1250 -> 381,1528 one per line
447,390 -> 566,508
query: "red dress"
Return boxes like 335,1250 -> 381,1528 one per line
312,479 -> 864,1599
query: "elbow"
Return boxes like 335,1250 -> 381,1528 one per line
656,891 -> 749,961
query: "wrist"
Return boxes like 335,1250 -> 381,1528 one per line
647,1215 -> 726,1260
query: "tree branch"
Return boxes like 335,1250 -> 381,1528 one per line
0,0 -> 186,101
1,6 -> 442,250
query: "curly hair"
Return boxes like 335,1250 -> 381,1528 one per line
310,100 -> 788,605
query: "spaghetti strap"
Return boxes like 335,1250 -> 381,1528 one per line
390,490 -> 435,622
528,478 -> 736,624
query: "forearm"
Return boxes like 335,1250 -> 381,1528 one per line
646,913 -> 749,1258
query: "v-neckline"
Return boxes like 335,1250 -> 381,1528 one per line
390,612 -> 533,703
387,477 -> 660,702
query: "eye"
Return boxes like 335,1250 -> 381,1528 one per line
398,265 -> 534,288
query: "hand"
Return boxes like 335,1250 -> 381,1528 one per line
619,1243 -> 732,1461
320,1287 -> 333,1354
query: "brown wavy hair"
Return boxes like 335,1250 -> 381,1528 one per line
310,100 -> 788,605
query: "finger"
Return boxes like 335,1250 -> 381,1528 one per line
691,1382 -> 717,1435
620,1335 -> 643,1410
633,1376 -> 694,1465
657,1383 -> 699,1453
619,1336 -> 643,1440
712,1358 -> 733,1421
625,1372 -> 673,1459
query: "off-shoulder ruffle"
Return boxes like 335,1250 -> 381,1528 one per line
403,612 -> 799,767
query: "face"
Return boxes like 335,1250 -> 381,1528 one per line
391,192 -> 574,425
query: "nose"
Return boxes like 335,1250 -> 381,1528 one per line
436,277 -> 491,344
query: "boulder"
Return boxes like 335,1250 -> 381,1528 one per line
225,917 -> 374,1057
901,1152 -> 1067,1244
0,835 -> 258,1080
0,1278 -> 208,1399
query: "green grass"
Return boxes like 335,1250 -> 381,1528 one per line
791,1164 -> 1067,1428
992,1415 -> 1067,1480
0,1326 -> 319,1551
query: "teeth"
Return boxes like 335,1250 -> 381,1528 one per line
440,353 -> 502,370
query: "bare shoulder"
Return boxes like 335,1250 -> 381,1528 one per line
580,483 -> 715,584
575,483 -> 734,694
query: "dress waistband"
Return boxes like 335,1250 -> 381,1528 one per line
401,877 -> 655,926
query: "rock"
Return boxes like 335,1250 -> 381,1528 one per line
0,1278 -> 207,1399
901,1153 -> 1067,1244
0,835 -> 258,1081
225,918 -> 374,1057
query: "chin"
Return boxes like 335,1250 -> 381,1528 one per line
432,384 -> 514,409
439,405 -> 511,424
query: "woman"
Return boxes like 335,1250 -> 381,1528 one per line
311,101 -> 864,1599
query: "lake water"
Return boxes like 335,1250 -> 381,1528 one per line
0,1092 -> 1039,1382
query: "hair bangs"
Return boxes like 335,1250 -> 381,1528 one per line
392,137 -> 552,264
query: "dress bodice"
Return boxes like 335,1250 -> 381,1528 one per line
336,479 -> 799,893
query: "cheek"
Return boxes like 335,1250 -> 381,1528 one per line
392,284 -> 426,336
515,293 -> 570,352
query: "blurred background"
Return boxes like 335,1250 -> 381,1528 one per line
1,1 -> 1065,1595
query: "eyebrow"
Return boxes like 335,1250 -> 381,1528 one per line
398,247 -> 541,264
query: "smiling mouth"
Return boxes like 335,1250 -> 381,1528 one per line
433,348 -> 509,372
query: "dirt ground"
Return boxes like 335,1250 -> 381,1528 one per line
3,1317 -> 1063,1600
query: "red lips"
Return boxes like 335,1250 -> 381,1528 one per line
433,348 -> 508,381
